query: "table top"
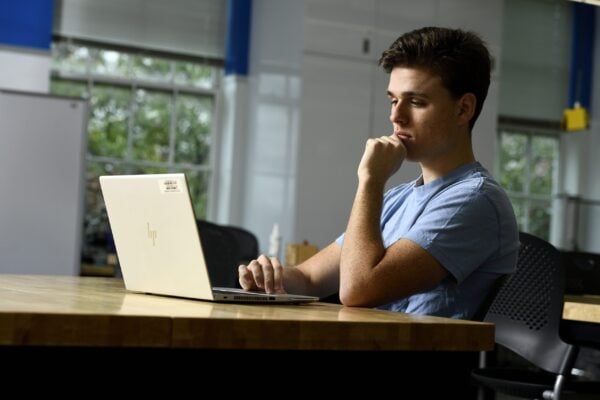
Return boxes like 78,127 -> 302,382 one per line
563,294 -> 600,324
0,274 -> 494,351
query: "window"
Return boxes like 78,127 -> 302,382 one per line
498,129 -> 559,241
50,40 -> 221,266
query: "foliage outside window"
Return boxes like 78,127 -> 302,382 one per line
498,130 -> 558,241
50,41 -> 220,266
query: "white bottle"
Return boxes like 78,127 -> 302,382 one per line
268,223 -> 281,259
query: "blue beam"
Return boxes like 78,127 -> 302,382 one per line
0,0 -> 54,50
568,2 -> 596,109
225,0 -> 252,76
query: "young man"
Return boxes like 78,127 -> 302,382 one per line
239,27 -> 519,319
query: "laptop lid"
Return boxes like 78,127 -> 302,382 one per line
99,174 -> 318,303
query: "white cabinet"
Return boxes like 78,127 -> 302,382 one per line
0,91 -> 88,275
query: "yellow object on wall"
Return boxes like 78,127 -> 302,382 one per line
562,105 -> 589,131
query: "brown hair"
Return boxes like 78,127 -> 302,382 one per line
379,27 -> 492,131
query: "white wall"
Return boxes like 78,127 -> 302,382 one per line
498,0 -> 571,120
0,47 -> 50,92
574,6 -> 600,252
55,0 -> 226,58
241,0 -> 306,255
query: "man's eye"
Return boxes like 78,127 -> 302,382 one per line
411,99 -> 425,107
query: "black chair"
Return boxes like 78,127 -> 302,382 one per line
223,224 -> 259,265
561,250 -> 600,296
472,274 -> 510,322
471,232 -> 600,399
195,220 -> 259,288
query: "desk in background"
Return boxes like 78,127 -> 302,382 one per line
563,295 -> 600,324
562,295 -> 600,351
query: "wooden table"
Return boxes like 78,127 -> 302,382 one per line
563,295 -> 600,324
0,274 -> 493,397
0,274 -> 493,351
562,295 -> 600,351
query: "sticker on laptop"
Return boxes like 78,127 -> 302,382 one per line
159,178 -> 182,193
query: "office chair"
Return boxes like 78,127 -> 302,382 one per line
196,220 -> 242,288
471,274 -> 509,322
223,224 -> 259,265
471,232 -> 600,400
196,220 -> 260,288
561,250 -> 600,296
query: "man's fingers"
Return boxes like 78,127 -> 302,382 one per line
271,257 -> 285,293
247,260 -> 265,289
238,265 -> 256,291
239,255 -> 285,294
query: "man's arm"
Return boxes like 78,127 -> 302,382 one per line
339,134 -> 448,307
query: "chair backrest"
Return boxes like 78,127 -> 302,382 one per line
561,250 -> 600,295
195,220 -> 260,288
471,274 -> 509,321
196,220 -> 242,288
485,232 -> 576,374
224,225 -> 259,264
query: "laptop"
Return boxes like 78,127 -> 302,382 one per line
99,173 -> 319,304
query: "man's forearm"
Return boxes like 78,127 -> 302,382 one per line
339,179 -> 386,303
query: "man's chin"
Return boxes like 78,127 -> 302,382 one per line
403,153 -> 417,162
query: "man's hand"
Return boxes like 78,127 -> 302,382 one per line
357,133 -> 406,186
238,254 -> 286,294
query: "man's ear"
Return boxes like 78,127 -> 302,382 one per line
457,93 -> 476,126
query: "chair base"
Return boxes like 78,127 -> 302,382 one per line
471,367 -> 600,398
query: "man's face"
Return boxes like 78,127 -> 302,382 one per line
386,67 -> 468,164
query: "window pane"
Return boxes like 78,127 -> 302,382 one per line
128,164 -> 170,175
174,62 -> 215,88
529,200 -> 552,241
51,40 -> 218,272
89,85 -> 132,158
132,89 -> 171,162
530,136 -> 557,195
89,49 -> 131,77
499,132 -> 527,193
177,169 -> 209,219
51,42 -> 89,74
83,161 -> 128,263
175,94 -> 212,164
50,80 -> 88,98
131,55 -> 173,82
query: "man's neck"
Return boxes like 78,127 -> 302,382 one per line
420,146 -> 476,184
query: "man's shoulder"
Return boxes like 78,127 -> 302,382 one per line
384,179 -> 418,198
444,167 -> 505,199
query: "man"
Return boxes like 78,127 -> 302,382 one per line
239,27 -> 519,319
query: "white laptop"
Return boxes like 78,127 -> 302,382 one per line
99,173 -> 319,304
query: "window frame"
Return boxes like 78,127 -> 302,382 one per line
50,39 -> 223,265
496,117 -> 561,241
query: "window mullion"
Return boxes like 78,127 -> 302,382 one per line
523,133 -> 533,232
168,90 -> 177,166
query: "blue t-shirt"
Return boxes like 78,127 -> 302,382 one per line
336,162 -> 519,319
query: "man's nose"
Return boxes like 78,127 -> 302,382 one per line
390,103 -> 408,125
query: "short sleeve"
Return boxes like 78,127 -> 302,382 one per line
403,180 -> 500,283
